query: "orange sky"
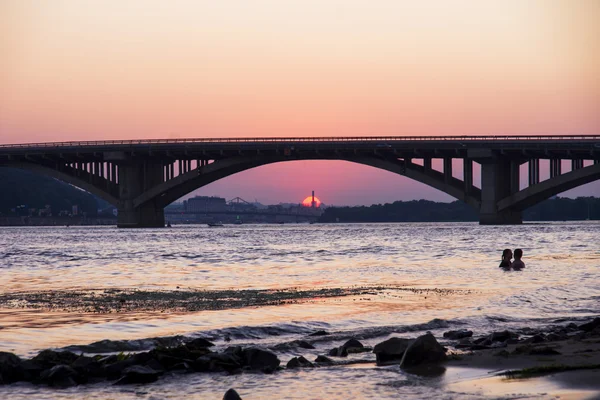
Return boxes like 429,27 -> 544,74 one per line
1,0 -> 599,204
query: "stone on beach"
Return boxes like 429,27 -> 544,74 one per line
186,337 -> 215,349
314,355 -> 334,364
0,351 -> 23,384
443,329 -> 473,340
400,333 -> 447,369
40,364 -> 80,388
308,330 -> 329,337
114,365 -> 159,385
286,356 -> 314,369
242,347 -> 280,371
223,388 -> 243,400
579,317 -> 600,332
32,350 -> 79,369
372,337 -> 411,365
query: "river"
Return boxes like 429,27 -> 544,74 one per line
0,222 -> 598,399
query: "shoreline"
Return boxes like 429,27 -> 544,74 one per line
1,296 -> 598,398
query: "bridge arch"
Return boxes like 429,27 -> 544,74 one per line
498,163 -> 600,212
5,162 -> 119,206
133,155 -> 482,210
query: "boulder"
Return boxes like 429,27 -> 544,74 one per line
327,346 -> 347,357
400,333 -> 447,369
71,356 -> 104,379
106,358 -> 143,380
442,330 -> 473,340
521,334 -> 546,344
40,364 -> 79,388
314,355 -> 334,364
186,338 -> 215,349
19,360 -> 44,382
373,337 -> 411,365
114,365 -> 159,385
32,350 -> 79,369
488,330 -> 518,342
341,339 -> 370,354
308,330 -> 329,336
579,318 -> 600,332
195,352 -> 242,373
223,388 -> 243,400
273,340 -> 315,351
286,356 -> 314,369
0,351 -> 24,384
242,348 -> 280,371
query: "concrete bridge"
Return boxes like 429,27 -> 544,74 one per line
1,135 -> 599,227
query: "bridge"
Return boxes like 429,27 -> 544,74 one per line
1,135 -> 599,227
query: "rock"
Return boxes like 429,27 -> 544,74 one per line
400,333 -> 447,369
292,340 -> 315,349
19,360 -> 44,382
223,388 -> 243,400
373,337 -> 411,365
32,350 -> 79,369
195,352 -> 242,373
579,318 -> 600,332
40,364 -> 79,388
71,356 -> 104,379
186,338 -> 215,349
0,351 -> 24,384
286,356 -> 314,369
566,323 -> 578,331
145,358 -> 166,374
521,334 -> 546,344
488,330 -> 518,342
104,358 -> 138,380
114,365 -> 159,385
242,348 -> 280,371
273,340 -> 315,350
327,346 -> 347,357
472,337 -> 488,345
342,338 -> 363,350
443,330 -> 473,340
314,355 -> 334,364
308,330 -> 329,336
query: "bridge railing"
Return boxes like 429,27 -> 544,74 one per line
1,135 -> 600,149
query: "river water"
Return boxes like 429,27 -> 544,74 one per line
0,222 -> 599,399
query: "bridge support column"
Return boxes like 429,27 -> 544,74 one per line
114,159 -> 165,228
479,157 -> 522,225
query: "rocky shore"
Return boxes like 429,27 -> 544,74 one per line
1,317 -> 599,397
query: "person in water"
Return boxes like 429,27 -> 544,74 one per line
499,248 -> 512,269
511,248 -> 525,269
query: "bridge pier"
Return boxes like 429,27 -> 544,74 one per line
478,155 -> 523,225
113,156 -> 165,228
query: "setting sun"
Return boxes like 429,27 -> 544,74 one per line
302,195 -> 322,208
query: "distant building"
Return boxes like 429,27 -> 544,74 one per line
185,196 -> 227,213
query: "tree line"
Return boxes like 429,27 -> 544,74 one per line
319,197 -> 600,223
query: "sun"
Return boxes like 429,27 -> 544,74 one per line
302,195 -> 322,208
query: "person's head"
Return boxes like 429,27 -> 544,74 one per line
514,249 -> 523,260
502,249 -> 512,260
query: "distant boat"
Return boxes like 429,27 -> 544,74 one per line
234,220 -> 243,225
207,222 -> 224,227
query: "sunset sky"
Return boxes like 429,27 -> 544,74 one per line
1,0 -> 599,205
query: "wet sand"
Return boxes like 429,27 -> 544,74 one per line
444,325 -> 600,398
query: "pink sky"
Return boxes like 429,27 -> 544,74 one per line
1,0 -> 599,205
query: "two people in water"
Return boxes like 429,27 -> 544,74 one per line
499,248 -> 525,270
